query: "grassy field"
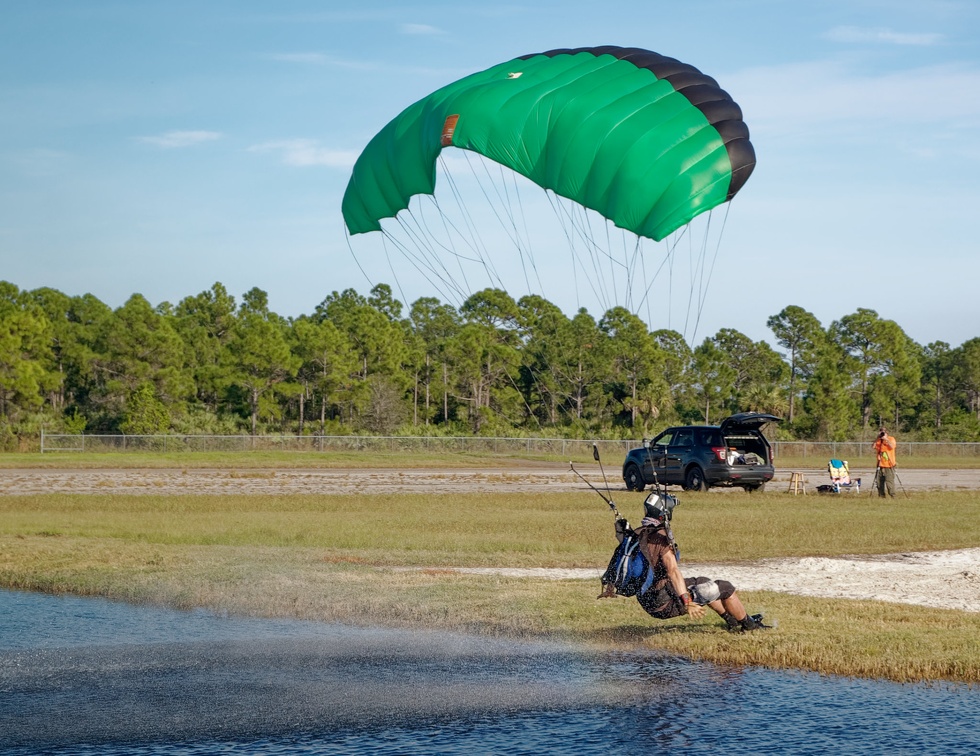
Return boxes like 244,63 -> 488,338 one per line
2,486 -> 979,684
2,450 -> 979,470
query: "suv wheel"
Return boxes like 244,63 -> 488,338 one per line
684,465 -> 707,492
624,464 -> 645,492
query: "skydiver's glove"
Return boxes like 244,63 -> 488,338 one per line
614,517 -> 631,538
597,582 -> 617,599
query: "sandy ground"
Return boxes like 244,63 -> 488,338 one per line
2,465 -> 979,496
441,549 -> 980,614
3,464 -> 979,613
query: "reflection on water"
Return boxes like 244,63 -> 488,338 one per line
1,590 -> 977,755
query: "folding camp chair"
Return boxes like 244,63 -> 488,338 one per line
828,459 -> 860,493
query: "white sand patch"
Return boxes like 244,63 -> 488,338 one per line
410,548 -> 980,613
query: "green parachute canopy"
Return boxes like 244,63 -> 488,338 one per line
342,46 -> 755,242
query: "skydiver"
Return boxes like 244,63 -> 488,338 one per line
598,492 -> 769,633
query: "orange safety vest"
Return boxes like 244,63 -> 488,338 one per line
873,435 -> 897,468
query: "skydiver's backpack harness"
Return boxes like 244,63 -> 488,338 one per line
600,493 -> 680,598
601,523 -> 652,597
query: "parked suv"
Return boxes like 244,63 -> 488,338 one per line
622,412 -> 780,493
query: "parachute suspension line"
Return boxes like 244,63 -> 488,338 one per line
415,196 -> 477,298
566,201 -> 615,317
478,156 -> 540,297
548,194 -> 620,317
694,211 -> 713,339
627,233 -> 656,328
673,208 -> 715,344
603,218 -> 625,313
433,156 -> 575,427
607,220 -> 622,310
379,231 -> 412,309
583,209 -> 619,312
634,233 -> 677,326
384,218 -> 469,308
544,192 -> 605,316
422,191 -> 498,296
649,225 -> 693,340
437,155 -> 506,291
541,191 -> 582,312
617,225 -> 636,309
507,166 -> 546,299
449,151 -> 550,303
348,216 -> 467,311
500,191 -> 614,425
448,158 -> 574,430
344,226 -> 380,293
448,150 -> 516,289
393,204 -> 479,305
421,190 -> 496,281
621,229 -> 638,315
690,204 -> 732,343
678,221 -> 702,342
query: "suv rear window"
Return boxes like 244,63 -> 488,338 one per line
698,428 -> 724,446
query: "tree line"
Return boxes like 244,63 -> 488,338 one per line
2,279 -> 979,449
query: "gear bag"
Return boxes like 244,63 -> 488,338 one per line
601,532 -> 656,597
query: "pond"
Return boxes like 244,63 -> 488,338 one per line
1,590 -> 977,755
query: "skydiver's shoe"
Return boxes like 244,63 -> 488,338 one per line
731,613 -> 771,633
742,613 -> 771,632
721,612 -> 741,633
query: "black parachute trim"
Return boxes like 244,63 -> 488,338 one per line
517,46 -> 755,201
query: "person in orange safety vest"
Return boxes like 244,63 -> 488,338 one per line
872,426 -> 897,498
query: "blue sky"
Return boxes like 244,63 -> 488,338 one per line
2,1 -> 978,348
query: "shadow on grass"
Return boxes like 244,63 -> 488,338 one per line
592,620 -> 732,644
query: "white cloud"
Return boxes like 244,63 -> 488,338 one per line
825,25 -> 943,46
138,130 -> 223,148
248,139 -> 358,168
400,23 -> 445,36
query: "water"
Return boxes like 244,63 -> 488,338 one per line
1,590 -> 977,755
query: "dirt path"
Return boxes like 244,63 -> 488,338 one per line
2,466 -> 978,496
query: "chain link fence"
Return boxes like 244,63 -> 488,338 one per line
38,433 -> 636,458
37,432 -> 980,459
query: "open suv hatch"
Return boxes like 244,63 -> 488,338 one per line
622,412 -> 780,493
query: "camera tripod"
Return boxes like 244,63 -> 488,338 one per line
869,464 -> 909,499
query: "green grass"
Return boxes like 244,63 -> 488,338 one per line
3,489 -> 977,561
0,450 -> 545,470
2,488 -> 979,684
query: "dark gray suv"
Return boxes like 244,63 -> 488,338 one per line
622,412 -> 780,493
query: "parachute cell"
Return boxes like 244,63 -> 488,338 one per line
342,46 -> 755,242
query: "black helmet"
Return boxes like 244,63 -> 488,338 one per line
642,492 -> 678,525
